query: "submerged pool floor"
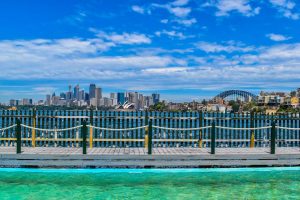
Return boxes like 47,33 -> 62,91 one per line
0,168 -> 299,199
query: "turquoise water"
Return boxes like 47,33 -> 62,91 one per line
0,168 -> 299,199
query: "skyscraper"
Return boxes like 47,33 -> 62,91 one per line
95,87 -> 102,99
74,85 -> 80,100
117,92 -> 125,105
89,84 -> 96,99
152,93 -> 160,104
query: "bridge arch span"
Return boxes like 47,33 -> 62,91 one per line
214,90 -> 257,101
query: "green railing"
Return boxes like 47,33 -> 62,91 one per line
0,110 -> 299,151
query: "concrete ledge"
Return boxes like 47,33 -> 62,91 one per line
1,153 -> 300,168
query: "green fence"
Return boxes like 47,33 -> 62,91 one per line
0,110 -> 299,151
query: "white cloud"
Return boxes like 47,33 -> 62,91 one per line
205,0 -> 260,17
90,29 -> 151,45
155,30 -> 187,39
174,18 -> 197,26
160,19 -> 169,24
171,0 -> 189,6
266,33 -> 292,41
168,6 -> 191,17
269,0 -> 299,20
0,37 -> 188,81
152,1 -> 191,18
142,67 -> 188,74
196,41 -> 254,53
131,5 -> 145,14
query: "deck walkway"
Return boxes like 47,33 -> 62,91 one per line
0,147 -> 299,155
0,147 -> 300,168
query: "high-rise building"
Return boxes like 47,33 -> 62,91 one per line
89,84 -> 96,99
110,93 -> 117,99
79,90 -> 85,101
95,87 -> 102,99
46,95 -> 51,106
85,93 -> 89,102
74,85 -> 80,100
117,92 -> 125,105
60,93 -> 66,99
152,93 -> 160,104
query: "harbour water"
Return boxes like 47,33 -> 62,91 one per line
0,168 -> 299,199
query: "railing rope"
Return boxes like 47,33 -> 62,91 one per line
215,126 -> 272,130
20,124 -> 83,132
276,126 -> 300,130
87,125 -> 148,131
0,124 -> 17,132
152,126 -> 212,131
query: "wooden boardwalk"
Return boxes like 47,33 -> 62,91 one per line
0,147 -> 299,155
1,147 -> 300,168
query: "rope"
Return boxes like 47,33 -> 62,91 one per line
215,126 -> 272,130
21,124 -> 83,132
87,125 -> 148,131
152,126 -> 212,131
276,126 -> 300,131
0,124 -> 17,131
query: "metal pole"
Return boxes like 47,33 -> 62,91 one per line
89,109 -> 93,149
211,121 -> 216,154
16,119 -> 21,154
250,111 -> 255,148
144,111 -> 149,149
148,120 -> 152,155
271,121 -> 276,154
199,111 -> 203,148
32,108 -> 36,148
82,120 -> 87,155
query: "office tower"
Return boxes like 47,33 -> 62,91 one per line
117,92 -> 125,105
85,93 -> 89,101
66,92 -> 73,101
79,90 -> 85,101
74,84 -> 80,100
89,84 -> 96,99
152,93 -> 160,104
60,93 -> 66,99
95,87 -> 102,99
46,95 -> 51,106
110,93 -> 117,99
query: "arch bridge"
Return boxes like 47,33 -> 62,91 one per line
213,90 -> 258,102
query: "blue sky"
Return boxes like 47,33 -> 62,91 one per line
0,0 -> 300,102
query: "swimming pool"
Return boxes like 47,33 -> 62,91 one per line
0,168 -> 299,199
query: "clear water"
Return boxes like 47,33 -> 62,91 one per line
0,168 -> 299,200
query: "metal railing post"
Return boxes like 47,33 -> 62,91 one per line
148,120 -> 152,155
199,111 -> 203,148
211,121 -> 216,154
82,120 -> 87,155
271,121 -> 276,154
16,119 -> 21,154
32,108 -> 36,148
89,109 -> 93,149
144,111 -> 149,149
250,111 -> 255,148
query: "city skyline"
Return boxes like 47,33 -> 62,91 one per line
0,1 -> 300,102
8,83 -> 161,109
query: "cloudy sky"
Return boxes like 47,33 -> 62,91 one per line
0,0 -> 300,102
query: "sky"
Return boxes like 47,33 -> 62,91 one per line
0,0 -> 300,103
